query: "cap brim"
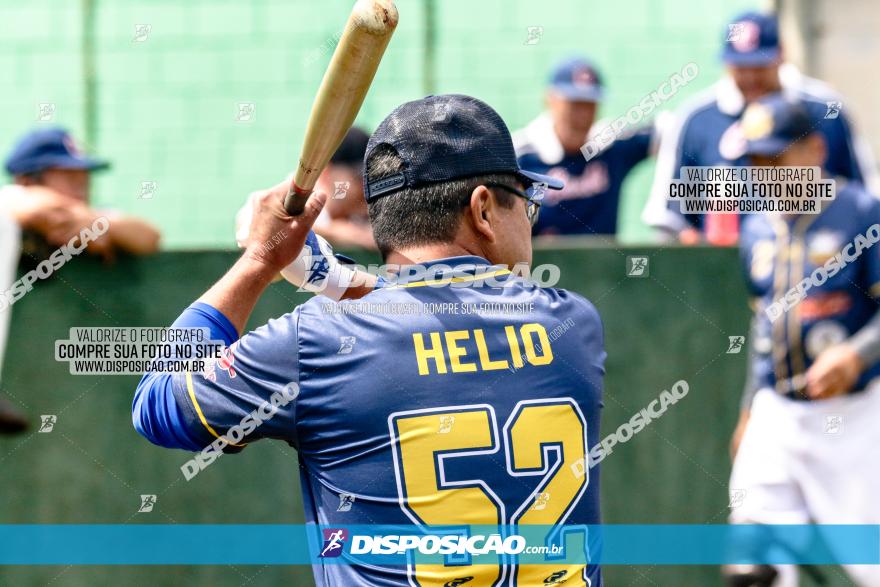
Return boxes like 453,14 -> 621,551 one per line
20,155 -> 111,174
549,84 -> 604,102
517,169 -> 564,199
5,156 -> 110,176
743,138 -> 792,157
54,156 -> 110,172
722,49 -> 781,66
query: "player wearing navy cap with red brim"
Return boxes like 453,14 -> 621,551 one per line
642,11 -> 877,245
133,94 -> 607,586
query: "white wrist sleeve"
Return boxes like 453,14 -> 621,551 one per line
235,193 -> 356,301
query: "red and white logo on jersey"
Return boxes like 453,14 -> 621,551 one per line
218,343 -> 238,379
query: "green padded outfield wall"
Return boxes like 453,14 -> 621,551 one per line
0,0 -> 758,248
0,245 -> 851,586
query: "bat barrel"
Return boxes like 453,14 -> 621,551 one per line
285,0 -> 398,217
351,0 -> 399,35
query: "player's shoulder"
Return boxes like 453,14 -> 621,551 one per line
836,180 -> 878,213
786,67 -> 844,104
658,85 -> 723,151
295,293 -> 357,323
244,307 -> 303,344
784,70 -> 851,124
543,284 -> 598,310
513,113 -> 563,164
528,282 -> 604,330
671,85 -> 721,127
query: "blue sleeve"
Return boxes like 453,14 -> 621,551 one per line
673,121 -> 704,230
652,112 -> 702,231
167,309 -> 302,450
131,302 -> 239,451
613,125 -> 652,171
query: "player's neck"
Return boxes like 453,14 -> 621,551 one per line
385,243 -> 488,267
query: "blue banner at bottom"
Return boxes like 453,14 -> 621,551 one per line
0,525 -> 877,566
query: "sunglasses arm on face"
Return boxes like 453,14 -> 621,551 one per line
484,182 -> 541,226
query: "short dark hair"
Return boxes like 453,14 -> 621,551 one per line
365,145 -> 520,256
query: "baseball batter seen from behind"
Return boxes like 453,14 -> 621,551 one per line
132,94 -> 607,587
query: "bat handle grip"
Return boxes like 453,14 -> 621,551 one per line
284,182 -> 312,216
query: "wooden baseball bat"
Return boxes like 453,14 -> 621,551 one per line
283,0 -> 399,215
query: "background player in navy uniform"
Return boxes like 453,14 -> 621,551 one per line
2,127 -> 162,262
727,96 -> 880,587
133,95 -> 606,586
514,56 -> 655,237
642,11 -> 878,244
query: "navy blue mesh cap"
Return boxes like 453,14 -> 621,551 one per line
364,94 -> 564,201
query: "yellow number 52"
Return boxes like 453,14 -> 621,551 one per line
389,399 -> 590,586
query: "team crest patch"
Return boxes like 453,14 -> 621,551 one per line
218,344 -> 237,378
805,320 -> 848,359
201,342 -> 238,382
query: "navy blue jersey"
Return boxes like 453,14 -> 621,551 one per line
514,114 -> 651,236
167,257 -> 606,586
740,182 -> 880,398
643,67 -> 877,234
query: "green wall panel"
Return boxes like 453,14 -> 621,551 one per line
0,245 -> 846,585
0,0 -> 762,248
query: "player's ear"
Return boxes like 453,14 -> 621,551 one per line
467,185 -> 497,244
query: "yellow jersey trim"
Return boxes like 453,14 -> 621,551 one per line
389,269 -> 511,289
185,371 -> 247,448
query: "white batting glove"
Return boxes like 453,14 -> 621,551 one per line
235,191 -> 358,301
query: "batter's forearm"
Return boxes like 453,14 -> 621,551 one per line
105,214 -> 161,255
197,254 -> 278,335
